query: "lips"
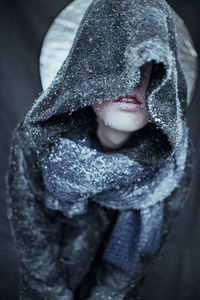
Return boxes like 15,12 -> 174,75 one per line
113,93 -> 143,111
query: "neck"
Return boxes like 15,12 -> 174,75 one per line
96,118 -> 132,151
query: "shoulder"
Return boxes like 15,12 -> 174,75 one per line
8,120 -> 44,192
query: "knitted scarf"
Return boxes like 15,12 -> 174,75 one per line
36,114 -> 188,273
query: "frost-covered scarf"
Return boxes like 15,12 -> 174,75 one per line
37,118 -> 188,274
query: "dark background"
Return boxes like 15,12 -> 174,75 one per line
0,0 -> 199,299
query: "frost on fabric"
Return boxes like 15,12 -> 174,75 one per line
6,0 -> 198,298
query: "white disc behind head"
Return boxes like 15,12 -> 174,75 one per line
40,0 -> 93,90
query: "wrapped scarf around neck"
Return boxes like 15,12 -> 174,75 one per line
36,114 -> 188,274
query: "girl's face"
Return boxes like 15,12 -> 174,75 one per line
92,62 -> 152,132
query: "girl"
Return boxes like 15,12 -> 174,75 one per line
6,0 -> 197,299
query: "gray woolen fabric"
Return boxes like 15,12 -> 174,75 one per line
6,0 -> 198,299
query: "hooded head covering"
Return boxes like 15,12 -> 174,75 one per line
23,0 -> 197,274
25,0 -> 190,146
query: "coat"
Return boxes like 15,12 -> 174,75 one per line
6,0 -> 198,299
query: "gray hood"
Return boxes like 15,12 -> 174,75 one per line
24,0 -> 197,155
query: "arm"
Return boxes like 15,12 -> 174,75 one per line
6,123 -> 73,300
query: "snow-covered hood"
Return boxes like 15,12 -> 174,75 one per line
24,0 -> 197,155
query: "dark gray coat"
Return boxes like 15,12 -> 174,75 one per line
6,123 -> 193,300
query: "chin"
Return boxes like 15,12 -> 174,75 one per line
108,121 -> 148,132
92,102 -> 149,133
104,110 -> 149,133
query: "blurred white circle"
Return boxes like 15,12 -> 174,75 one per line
40,0 -> 92,90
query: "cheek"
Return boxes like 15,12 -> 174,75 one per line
92,101 -> 111,122
131,110 -> 149,129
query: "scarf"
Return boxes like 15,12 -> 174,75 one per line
36,116 -> 188,273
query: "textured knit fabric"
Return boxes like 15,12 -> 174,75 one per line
36,120 -> 186,274
6,0 -> 198,299
103,203 -> 163,274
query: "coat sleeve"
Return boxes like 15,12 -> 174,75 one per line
6,123 -> 73,300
